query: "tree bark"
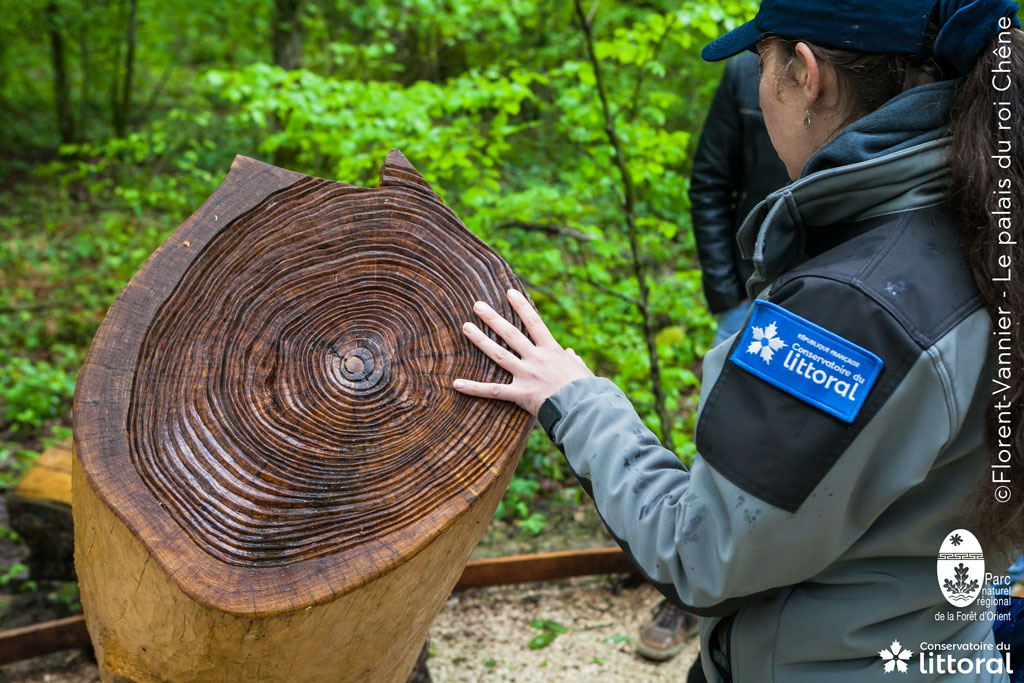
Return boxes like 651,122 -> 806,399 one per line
77,0 -> 92,136
272,0 -> 304,70
112,0 -> 136,137
47,0 -> 74,143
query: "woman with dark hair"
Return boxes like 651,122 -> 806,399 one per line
454,0 -> 1024,680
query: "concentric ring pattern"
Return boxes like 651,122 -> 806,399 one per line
127,172 -> 530,568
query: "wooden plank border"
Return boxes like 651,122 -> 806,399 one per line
0,615 -> 89,666
0,547 -> 637,666
455,547 -> 636,590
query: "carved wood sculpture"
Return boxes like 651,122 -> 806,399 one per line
72,150 -> 534,682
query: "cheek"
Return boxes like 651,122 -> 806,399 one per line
759,78 -> 784,148
759,77 -> 799,180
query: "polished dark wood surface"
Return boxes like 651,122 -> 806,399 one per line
73,150 -> 533,615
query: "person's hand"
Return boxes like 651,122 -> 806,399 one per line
453,289 -> 594,415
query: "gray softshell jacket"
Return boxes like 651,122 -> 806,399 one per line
538,84 -> 1010,682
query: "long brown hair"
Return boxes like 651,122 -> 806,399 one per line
950,25 -> 1024,555
770,23 -> 1024,554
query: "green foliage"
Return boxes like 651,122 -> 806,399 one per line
0,353 -> 77,432
48,581 -> 82,613
206,62 -> 544,192
529,632 -> 556,649
0,562 -> 28,587
528,618 -> 569,650
495,476 -> 542,528
1,0 -> 761,535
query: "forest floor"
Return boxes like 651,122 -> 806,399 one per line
0,488 -> 702,682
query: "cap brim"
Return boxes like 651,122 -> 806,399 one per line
701,19 -> 767,62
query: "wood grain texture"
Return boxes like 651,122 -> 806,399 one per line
74,442 -> 516,682
72,150 -> 533,681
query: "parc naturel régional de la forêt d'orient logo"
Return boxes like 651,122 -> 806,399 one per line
938,529 -> 985,606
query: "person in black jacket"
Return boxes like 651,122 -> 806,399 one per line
689,52 -> 789,346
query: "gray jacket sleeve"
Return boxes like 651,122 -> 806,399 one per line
538,276 -> 988,616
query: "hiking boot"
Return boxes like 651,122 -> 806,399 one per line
636,600 -> 698,661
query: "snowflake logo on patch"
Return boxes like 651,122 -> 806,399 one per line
746,321 -> 786,364
879,640 -> 914,674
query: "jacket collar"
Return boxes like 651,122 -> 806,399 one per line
737,80 -> 959,298
737,137 -> 952,298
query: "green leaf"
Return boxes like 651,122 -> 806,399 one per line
528,633 -> 557,650
530,619 -> 568,634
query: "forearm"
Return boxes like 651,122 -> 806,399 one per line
539,376 -> 749,614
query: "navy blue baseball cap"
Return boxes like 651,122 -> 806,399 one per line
701,0 -> 1021,75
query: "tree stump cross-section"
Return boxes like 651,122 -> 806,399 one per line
72,150 -> 534,682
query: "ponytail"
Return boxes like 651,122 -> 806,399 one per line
950,25 -> 1024,555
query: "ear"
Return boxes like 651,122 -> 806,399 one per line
794,42 -> 821,108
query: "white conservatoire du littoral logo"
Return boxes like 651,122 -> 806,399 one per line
881,636 -> 1015,676
937,529 -> 985,606
879,640 -> 914,674
746,321 -> 787,364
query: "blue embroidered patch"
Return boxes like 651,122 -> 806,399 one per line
729,300 -> 883,423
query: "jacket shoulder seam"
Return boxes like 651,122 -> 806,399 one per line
777,272 -> 982,351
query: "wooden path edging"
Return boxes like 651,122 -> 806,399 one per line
0,615 -> 90,667
0,547 -> 636,666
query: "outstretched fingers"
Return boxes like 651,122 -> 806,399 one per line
505,289 -> 557,349
461,321 -> 525,373
452,378 -> 523,404
455,289 -> 589,415
472,299 -> 536,358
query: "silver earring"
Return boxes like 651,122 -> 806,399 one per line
804,110 -> 812,129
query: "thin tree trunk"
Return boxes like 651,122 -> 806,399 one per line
113,0 -> 136,137
270,0 -> 304,166
78,0 -> 92,136
572,0 -> 675,449
272,0 -> 304,70
0,41 -> 7,113
109,0 -> 124,135
47,0 -> 75,143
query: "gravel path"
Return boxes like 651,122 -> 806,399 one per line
428,578 -> 701,682
1,498 -> 703,681
0,578 -> 701,682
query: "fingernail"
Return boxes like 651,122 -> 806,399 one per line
473,301 -> 486,313
508,289 -> 522,300
463,321 -> 478,333
453,379 -> 466,390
